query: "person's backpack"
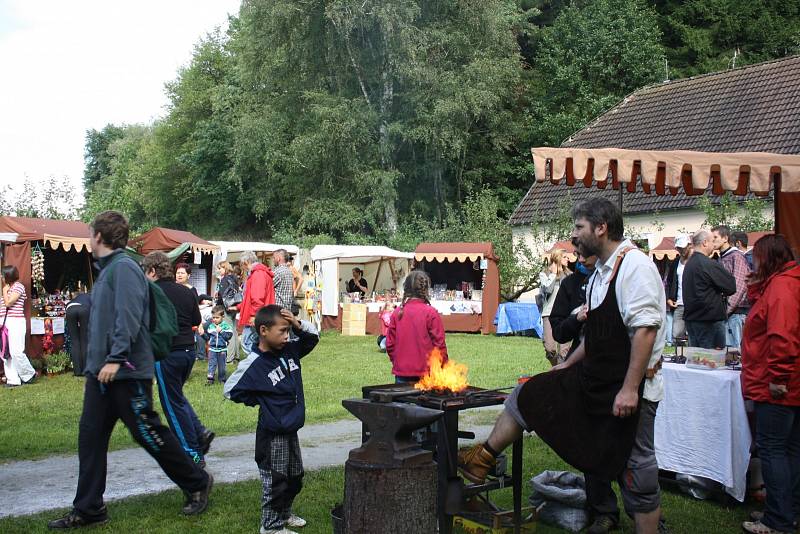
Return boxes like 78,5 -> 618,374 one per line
106,255 -> 178,360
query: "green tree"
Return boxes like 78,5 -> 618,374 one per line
696,193 -> 774,232
528,0 -> 666,146
83,124 -> 125,192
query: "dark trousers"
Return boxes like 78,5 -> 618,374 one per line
65,305 -> 90,375
155,348 -> 207,464
754,402 -> 800,532
686,320 -> 727,349
585,400 -> 661,520
73,377 -> 207,518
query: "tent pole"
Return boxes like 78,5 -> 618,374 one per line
372,259 -> 384,296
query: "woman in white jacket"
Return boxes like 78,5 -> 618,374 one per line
538,250 -> 571,365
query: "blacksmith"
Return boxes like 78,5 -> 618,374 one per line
459,198 -> 667,534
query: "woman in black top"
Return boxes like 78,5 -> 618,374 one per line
142,252 -> 213,467
347,268 -> 368,296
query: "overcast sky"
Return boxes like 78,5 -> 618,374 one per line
0,0 -> 241,206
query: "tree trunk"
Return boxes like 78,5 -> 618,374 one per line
344,460 -> 438,534
379,59 -> 398,233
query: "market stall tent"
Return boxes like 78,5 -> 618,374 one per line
0,216 -> 93,357
414,242 -> 500,335
130,227 -> 220,294
310,245 -> 414,320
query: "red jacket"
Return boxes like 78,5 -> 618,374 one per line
386,299 -> 448,378
741,262 -> 800,405
238,263 -> 275,332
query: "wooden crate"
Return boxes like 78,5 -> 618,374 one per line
342,303 -> 367,321
341,318 -> 366,336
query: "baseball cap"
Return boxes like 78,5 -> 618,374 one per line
674,235 -> 690,249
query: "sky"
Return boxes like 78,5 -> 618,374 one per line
0,0 -> 241,208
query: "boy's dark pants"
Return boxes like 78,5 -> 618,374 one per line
65,305 -> 90,375
256,430 -> 304,530
73,377 -> 208,518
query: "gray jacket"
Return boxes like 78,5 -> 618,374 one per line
85,249 -> 153,380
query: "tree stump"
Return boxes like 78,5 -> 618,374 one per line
344,460 -> 437,534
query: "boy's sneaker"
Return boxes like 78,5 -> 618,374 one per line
204,379 -> 214,386
47,507 -> 109,529
182,473 -> 213,515
286,514 -> 307,527
742,520 -> 793,534
260,528 -> 298,534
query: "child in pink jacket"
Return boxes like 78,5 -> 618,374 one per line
386,271 -> 448,383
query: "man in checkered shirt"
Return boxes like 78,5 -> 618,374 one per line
272,249 -> 295,312
224,305 -> 319,534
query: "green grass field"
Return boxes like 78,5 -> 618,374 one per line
0,333 -> 759,532
0,332 -> 546,462
0,437 -> 758,533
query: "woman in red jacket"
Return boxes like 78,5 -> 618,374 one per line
741,234 -> 800,534
386,271 -> 448,383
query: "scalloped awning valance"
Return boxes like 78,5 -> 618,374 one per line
531,147 -> 800,194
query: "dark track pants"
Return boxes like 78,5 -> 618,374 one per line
73,377 -> 208,519
155,348 -> 207,464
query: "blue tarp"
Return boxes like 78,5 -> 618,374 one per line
494,302 -> 543,338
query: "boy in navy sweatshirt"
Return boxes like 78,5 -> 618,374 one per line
223,304 -> 319,534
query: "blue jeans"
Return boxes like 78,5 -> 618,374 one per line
664,311 -> 674,345
726,313 -> 746,349
395,375 -> 420,384
207,350 -> 227,382
241,326 -> 258,355
685,320 -> 727,349
154,348 -> 206,464
754,402 -> 800,532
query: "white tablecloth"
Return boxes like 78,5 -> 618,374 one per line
654,363 -> 752,501
429,300 -> 482,315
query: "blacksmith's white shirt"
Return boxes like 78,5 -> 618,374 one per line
586,239 -> 666,402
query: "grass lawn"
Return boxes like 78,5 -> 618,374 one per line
0,332 -> 548,462
0,436 -> 758,533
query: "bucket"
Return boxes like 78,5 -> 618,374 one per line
331,504 -> 344,534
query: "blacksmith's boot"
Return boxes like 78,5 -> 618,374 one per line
457,443 -> 496,484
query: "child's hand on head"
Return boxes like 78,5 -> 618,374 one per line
280,308 -> 301,330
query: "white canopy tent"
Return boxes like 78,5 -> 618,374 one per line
309,245 -> 414,316
0,233 -> 18,243
210,241 -> 299,260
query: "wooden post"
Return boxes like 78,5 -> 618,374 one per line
372,258 -> 384,295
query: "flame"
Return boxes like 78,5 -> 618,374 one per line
414,348 -> 469,393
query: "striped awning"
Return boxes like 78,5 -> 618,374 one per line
531,147 -> 800,194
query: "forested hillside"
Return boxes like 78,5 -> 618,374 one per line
82,0 -> 800,246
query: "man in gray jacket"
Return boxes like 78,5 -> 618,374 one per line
48,211 -> 212,530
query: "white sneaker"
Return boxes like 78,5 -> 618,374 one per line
260,527 -> 298,534
286,514 -> 307,528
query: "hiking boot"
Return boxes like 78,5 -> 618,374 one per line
742,520 -> 793,534
457,443 -> 496,484
260,528 -> 298,534
182,472 -> 213,515
586,515 -> 618,533
47,508 -> 109,529
286,514 -> 307,527
200,430 -> 215,456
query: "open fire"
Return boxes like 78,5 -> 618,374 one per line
414,348 -> 469,394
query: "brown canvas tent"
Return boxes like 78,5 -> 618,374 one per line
414,242 -> 500,334
130,227 -> 220,294
0,216 -> 93,357
130,227 -> 219,255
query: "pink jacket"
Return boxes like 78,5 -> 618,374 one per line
386,299 -> 448,377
